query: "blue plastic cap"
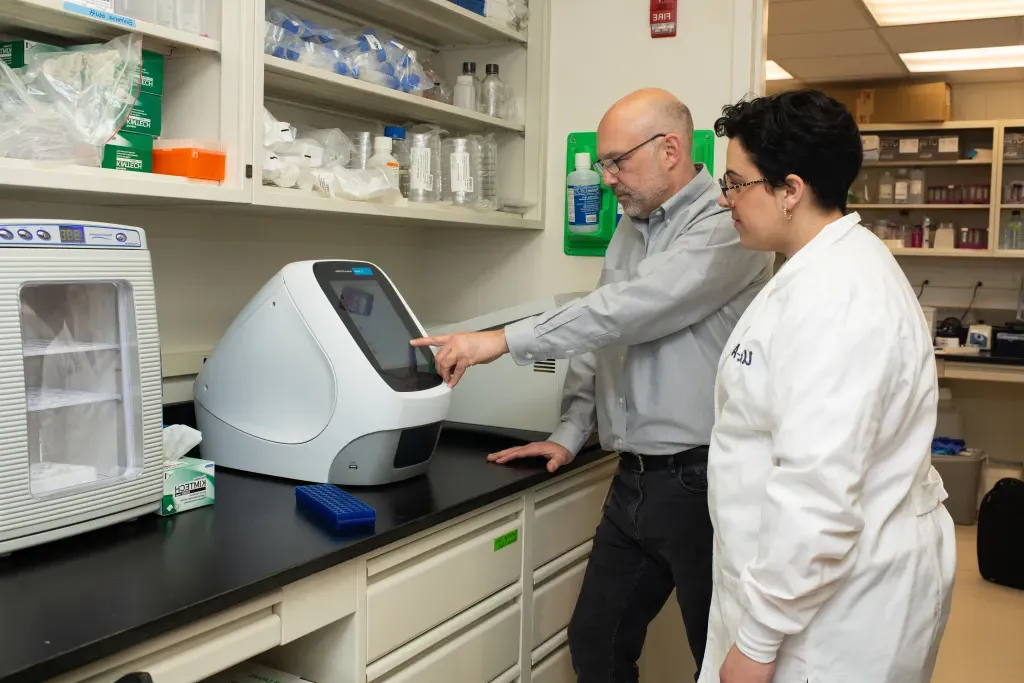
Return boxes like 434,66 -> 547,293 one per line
334,62 -> 350,76
384,126 -> 406,139
379,61 -> 396,76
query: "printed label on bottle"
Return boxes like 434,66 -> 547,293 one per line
450,152 -> 472,194
567,188 -> 576,224
879,185 -> 893,201
910,180 -> 923,197
895,180 -> 909,202
570,184 -> 601,226
365,34 -> 383,50
410,148 -> 432,191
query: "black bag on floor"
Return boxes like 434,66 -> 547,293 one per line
977,478 -> 1024,590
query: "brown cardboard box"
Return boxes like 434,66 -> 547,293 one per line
823,82 -> 951,124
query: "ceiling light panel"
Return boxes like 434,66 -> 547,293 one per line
766,60 -> 793,80
901,44 -> 1024,72
863,0 -> 1024,26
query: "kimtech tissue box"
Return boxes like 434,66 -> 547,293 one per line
159,457 -> 215,516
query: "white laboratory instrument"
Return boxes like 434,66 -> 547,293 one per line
427,293 -> 586,435
195,261 -> 450,486
0,220 -> 163,554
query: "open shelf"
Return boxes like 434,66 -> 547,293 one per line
0,0 -> 221,53
851,204 -> 990,210
263,56 -> 523,135
1000,204 -> 1024,210
862,160 -> 991,168
0,159 -> 247,206
26,388 -> 121,412
312,0 -> 526,48
889,248 -> 993,258
254,186 -> 540,229
23,340 -> 119,357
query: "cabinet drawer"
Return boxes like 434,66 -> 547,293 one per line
367,504 -> 523,661
533,556 -> 589,648
79,610 -> 281,683
377,602 -> 521,683
532,644 -> 574,683
533,462 -> 615,568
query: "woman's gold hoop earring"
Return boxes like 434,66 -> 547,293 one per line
783,206 -> 793,221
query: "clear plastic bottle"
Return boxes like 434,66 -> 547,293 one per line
367,136 -> 400,189
156,0 -> 175,27
453,74 -> 476,111
384,126 -> 410,198
567,152 -> 602,234
850,171 -> 870,204
878,170 -> 895,204
1006,211 -> 1023,250
480,64 -> 505,119
462,62 -> 480,108
909,168 -> 926,204
114,0 -> 157,23
174,0 -> 205,35
894,168 -> 910,205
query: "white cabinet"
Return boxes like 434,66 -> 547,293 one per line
533,461 -> 615,569
48,594 -> 284,683
366,500 -> 524,661
532,645 -> 575,683
532,549 -> 590,648
373,602 -> 521,683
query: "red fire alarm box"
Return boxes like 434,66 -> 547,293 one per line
651,0 -> 677,38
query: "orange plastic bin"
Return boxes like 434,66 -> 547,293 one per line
153,139 -> 226,182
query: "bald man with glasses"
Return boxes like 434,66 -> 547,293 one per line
412,89 -> 772,682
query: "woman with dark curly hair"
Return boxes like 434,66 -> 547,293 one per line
701,89 -> 956,683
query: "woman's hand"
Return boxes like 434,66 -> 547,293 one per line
720,645 -> 775,683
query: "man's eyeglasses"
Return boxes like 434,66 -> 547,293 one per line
718,176 -> 767,206
593,133 -> 667,175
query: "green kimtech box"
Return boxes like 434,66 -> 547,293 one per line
159,457 -> 215,517
122,91 -> 163,137
103,132 -> 153,172
0,40 -> 63,68
136,50 -> 164,95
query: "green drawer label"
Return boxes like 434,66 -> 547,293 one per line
493,529 -> 518,552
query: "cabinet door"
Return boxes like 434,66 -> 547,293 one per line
533,557 -> 588,648
533,462 -> 615,568
367,504 -> 523,661
377,603 -> 521,683
532,645 -> 574,683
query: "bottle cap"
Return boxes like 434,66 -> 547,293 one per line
575,152 -> 591,170
374,136 -> 393,152
384,126 -> 406,140
463,61 -> 477,74
486,63 -> 499,75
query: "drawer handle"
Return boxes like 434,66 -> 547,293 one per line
115,675 -> 153,683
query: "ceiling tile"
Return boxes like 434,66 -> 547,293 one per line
781,53 -> 906,80
769,29 -> 888,59
768,0 -> 874,35
880,17 -> 1024,53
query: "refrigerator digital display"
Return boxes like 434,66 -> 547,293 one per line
59,226 -> 85,244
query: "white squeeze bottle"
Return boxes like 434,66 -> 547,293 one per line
567,151 -> 602,233
368,136 -> 401,189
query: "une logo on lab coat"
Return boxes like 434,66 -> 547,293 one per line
730,343 -> 753,367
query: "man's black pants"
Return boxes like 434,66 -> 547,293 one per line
567,448 -> 713,682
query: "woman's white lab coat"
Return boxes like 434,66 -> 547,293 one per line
699,213 -> 956,683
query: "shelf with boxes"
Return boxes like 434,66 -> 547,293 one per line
304,0 -> 528,49
252,0 -> 542,230
0,0 -> 249,205
855,122 -> 1000,257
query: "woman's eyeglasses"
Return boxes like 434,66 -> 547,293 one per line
718,176 -> 767,205
593,134 -> 667,175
